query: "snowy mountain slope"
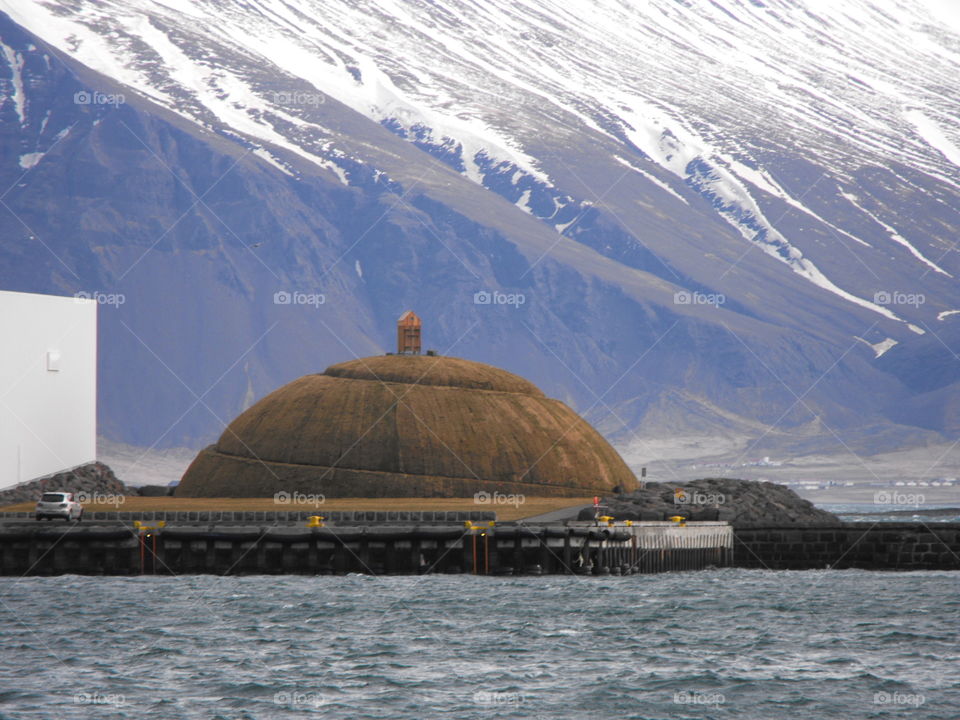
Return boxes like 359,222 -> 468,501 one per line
4,0 -> 959,330
1,1 -> 959,461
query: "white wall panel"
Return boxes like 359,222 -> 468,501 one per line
0,290 -> 96,489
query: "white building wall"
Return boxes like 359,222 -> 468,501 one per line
0,290 -> 96,490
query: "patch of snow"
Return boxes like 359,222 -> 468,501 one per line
856,335 -> 898,358
18,152 -> 44,169
905,109 -> 960,169
252,147 -> 294,177
726,158 -> 871,247
514,188 -> 532,213
0,41 -> 26,126
613,93 -> 902,322
841,191 -> 951,276
555,217 -> 578,235
918,0 -> 960,36
613,155 -> 688,205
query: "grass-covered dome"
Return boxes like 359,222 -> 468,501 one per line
176,355 -> 637,498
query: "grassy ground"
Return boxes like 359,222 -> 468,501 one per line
0,497 -> 592,522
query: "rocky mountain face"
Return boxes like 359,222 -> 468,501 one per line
1,1 -> 959,470
0,462 -> 129,506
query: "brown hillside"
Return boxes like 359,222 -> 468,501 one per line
177,355 -> 637,498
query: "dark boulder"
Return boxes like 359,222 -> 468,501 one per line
583,478 -> 840,528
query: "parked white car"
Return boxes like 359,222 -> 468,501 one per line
35,492 -> 84,521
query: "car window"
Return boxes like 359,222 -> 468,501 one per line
40,493 -> 65,502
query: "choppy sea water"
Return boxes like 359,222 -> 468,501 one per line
819,503 -> 960,523
1,571 -> 957,719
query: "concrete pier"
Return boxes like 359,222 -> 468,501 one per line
734,524 -> 960,570
0,519 -> 733,576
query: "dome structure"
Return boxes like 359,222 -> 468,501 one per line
177,355 -> 637,498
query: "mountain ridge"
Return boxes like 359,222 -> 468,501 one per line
1,1 -> 958,475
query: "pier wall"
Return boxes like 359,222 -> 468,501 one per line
734,524 -> 960,570
5,518 -> 956,575
0,521 -> 732,577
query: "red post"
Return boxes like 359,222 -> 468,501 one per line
484,533 -> 489,575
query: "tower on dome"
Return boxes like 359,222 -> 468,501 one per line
397,311 -> 422,355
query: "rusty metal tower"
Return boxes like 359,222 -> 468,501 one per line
397,311 -> 422,354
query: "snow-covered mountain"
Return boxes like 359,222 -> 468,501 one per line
1,0 -> 959,469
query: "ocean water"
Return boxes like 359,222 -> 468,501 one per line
0,571 -> 957,719
820,503 -> 960,523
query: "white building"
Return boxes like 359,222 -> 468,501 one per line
0,290 -> 96,490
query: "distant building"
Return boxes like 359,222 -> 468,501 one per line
397,310 -> 421,354
0,290 -> 97,489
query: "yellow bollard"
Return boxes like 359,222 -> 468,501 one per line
307,515 -> 325,528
